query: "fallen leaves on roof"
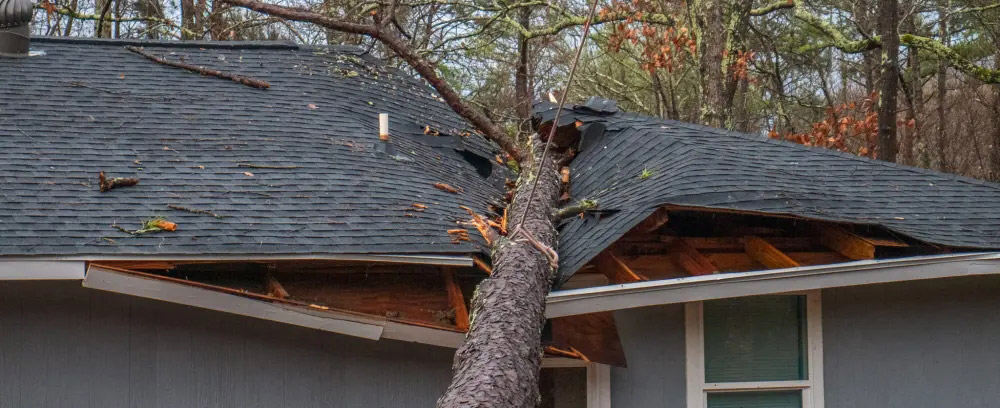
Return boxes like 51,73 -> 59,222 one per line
433,183 -> 460,193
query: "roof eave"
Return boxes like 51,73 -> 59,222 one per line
545,252 -> 1000,318
0,253 -> 474,267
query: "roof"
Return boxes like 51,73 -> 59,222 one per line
536,99 -> 1000,282
0,37 -> 505,258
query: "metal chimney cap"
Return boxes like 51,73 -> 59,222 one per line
0,0 -> 33,28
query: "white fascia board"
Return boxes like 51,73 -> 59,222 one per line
382,321 -> 466,348
546,252 -> 1000,318
0,261 -> 85,280
84,265 -> 386,340
0,253 -> 473,267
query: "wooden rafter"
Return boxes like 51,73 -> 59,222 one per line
634,207 -> 670,233
443,268 -> 470,331
265,272 -> 290,299
667,239 -> 718,276
744,236 -> 801,269
817,225 -> 876,260
594,251 -> 645,283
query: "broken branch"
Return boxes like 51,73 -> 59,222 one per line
554,199 -> 598,220
98,171 -> 139,192
124,46 -> 271,89
237,163 -> 299,169
167,204 -> 225,218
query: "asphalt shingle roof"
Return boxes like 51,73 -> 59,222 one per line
536,100 -> 1000,282
0,37 -> 505,257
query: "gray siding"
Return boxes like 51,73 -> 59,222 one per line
0,281 -> 454,408
611,304 -> 687,408
823,276 -> 1000,408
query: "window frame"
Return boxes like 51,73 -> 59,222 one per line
685,291 -> 824,408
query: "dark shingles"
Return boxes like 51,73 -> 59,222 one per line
536,101 -> 1000,283
0,37 -> 505,257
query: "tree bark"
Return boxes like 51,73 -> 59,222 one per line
901,11 -> 923,167
437,136 -> 563,408
876,0 -> 900,162
991,51 -> 1000,181
696,0 -> 727,128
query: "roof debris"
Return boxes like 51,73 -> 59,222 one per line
124,45 -> 271,89
98,171 -> 139,192
167,204 -> 224,219
113,218 -> 177,235
237,163 -> 299,169
433,183 -> 461,193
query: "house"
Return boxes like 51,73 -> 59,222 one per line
536,100 -> 1000,407
3,21 -> 1000,408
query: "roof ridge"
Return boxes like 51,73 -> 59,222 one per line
32,36 -> 300,50
609,111 -> 1000,192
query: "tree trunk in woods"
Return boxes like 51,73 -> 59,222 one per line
437,136 -> 563,408
696,0 -> 727,128
95,0 -> 114,38
515,8 -> 533,128
854,0 -> 879,95
991,51 -> 1000,181
901,12 -> 923,167
138,0 -> 162,39
936,0 -> 950,173
876,0 -> 899,162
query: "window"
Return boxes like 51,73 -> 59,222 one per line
686,292 -> 824,408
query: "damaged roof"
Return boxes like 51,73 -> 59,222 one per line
0,37 -> 505,257
536,99 -> 1000,282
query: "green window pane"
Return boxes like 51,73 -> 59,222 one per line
707,391 -> 802,408
704,295 -> 806,382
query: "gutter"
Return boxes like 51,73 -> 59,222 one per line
0,253 -> 473,267
0,261 -> 85,280
83,265 -> 466,347
545,252 -> 1000,318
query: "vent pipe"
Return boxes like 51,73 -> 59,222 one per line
0,0 -> 32,57
378,113 -> 390,141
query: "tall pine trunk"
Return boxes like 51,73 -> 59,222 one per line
877,0 -> 900,162
936,0 -> 950,172
437,136 -> 563,408
696,0 -> 727,128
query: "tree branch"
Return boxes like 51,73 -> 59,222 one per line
789,6 -> 1000,84
554,199 -> 598,220
220,0 -> 524,161
749,0 -> 795,16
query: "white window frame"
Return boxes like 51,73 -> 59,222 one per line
685,291 -> 824,408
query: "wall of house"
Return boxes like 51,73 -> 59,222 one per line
823,275 -> 1000,407
610,304 -> 687,408
609,275 -> 1000,408
0,281 -> 455,408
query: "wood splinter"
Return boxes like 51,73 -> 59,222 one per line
98,171 -> 139,192
124,46 -> 271,89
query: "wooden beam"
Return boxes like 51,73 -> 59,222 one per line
593,251 -> 645,283
443,268 -> 470,331
634,207 -> 670,233
264,272 -> 290,299
817,226 -> 875,260
667,239 -> 718,276
744,236 -> 801,269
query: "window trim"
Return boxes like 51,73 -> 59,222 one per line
685,291 -> 824,408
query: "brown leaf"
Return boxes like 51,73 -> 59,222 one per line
433,183 -> 460,193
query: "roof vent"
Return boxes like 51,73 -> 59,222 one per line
0,0 -> 32,57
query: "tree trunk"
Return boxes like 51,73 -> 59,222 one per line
137,0 -> 162,39
936,0 -> 950,172
95,0 -> 114,38
437,136 -> 563,408
876,0 -> 899,162
901,12 -> 923,167
696,0 -> 727,128
991,52 -> 1000,181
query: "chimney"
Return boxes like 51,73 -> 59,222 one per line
378,113 -> 390,141
0,0 -> 32,57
